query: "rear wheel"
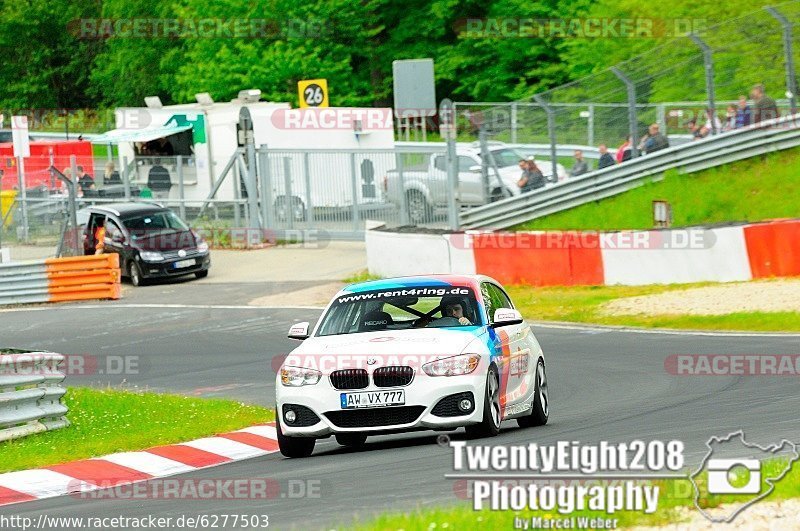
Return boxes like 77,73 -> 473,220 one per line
276,409 -> 315,458
465,365 -> 501,439
335,433 -> 367,448
406,191 -> 431,224
517,359 -> 549,428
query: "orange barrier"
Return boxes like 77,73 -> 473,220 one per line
44,254 -> 121,303
471,232 -> 604,286
743,220 -> 800,278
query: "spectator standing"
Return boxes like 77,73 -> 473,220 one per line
569,150 -> 589,177
104,162 -> 121,185
703,109 -> 722,133
616,136 -> 631,163
76,165 -> 95,194
641,123 -> 669,153
597,145 -> 615,169
751,84 -> 779,123
517,159 -> 546,192
723,105 -> 737,131
735,95 -> 752,128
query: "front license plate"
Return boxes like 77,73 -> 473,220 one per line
340,390 -> 405,409
173,259 -> 195,269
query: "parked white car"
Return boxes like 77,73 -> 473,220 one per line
384,142 -> 567,223
275,274 -> 550,458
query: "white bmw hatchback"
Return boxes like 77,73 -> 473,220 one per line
275,274 -> 549,457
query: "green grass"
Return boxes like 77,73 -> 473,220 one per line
357,459 -> 800,530
515,148 -> 800,231
505,282 -> 800,332
343,270 -> 382,284
0,387 -> 273,473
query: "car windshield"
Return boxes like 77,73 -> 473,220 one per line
122,210 -> 189,236
487,148 -> 525,168
316,287 -> 483,336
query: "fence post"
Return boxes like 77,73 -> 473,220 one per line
688,34 -> 717,135
283,157 -> 294,231
440,98 -> 460,230
397,152 -> 408,226
303,151 -> 314,223
16,156 -> 29,242
350,152 -> 359,233
510,102 -> 518,144
611,67 -> 639,158
533,95 -> 558,181
244,141 -> 262,241
176,155 -> 186,220
587,103 -> 595,147
69,156 -> 80,253
258,146 -> 274,230
232,156 -> 241,228
656,103 -> 666,135
121,155 -> 131,201
766,6 -> 798,115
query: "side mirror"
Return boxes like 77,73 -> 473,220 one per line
492,308 -> 523,328
288,322 -> 310,340
469,164 -> 482,173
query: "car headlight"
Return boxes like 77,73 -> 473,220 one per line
280,366 -> 322,387
139,251 -> 164,262
197,241 -> 209,253
422,354 -> 481,377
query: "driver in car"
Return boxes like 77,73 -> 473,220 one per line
443,299 -> 472,325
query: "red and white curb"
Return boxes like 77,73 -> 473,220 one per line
0,423 -> 278,507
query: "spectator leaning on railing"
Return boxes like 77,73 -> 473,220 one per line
616,136 -> 632,163
751,84 -> 779,123
517,159 -> 546,193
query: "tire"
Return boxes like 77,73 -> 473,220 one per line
465,365 -> 502,439
276,409 -> 315,458
517,358 -> 549,428
335,433 -> 367,448
195,270 -> 209,279
129,261 -> 145,287
406,191 -> 431,224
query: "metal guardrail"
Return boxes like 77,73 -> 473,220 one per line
459,114 -> 800,229
0,350 -> 69,442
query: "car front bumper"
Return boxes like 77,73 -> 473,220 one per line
139,253 -> 211,278
276,372 -> 487,437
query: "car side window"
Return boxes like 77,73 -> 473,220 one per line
489,283 -> 514,310
458,156 -> 475,172
480,282 -> 495,324
433,155 -> 446,172
106,219 -> 122,240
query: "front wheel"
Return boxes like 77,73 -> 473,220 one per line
129,261 -> 145,287
517,358 -> 549,428
195,270 -> 209,279
465,365 -> 501,439
276,410 -> 315,458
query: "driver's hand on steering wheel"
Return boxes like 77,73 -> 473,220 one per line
458,316 -> 471,325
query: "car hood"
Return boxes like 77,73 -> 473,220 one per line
286,327 -> 489,369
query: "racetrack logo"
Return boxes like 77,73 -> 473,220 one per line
271,108 -> 393,130
665,354 -> 800,376
68,478 -> 321,500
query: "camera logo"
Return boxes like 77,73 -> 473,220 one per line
707,458 -> 761,494
690,430 -> 799,523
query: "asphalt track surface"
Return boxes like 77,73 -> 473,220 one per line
2,290 -> 799,530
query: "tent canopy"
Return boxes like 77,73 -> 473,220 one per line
91,124 -> 192,144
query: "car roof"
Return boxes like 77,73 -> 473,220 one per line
81,202 -> 167,217
339,274 -> 502,296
